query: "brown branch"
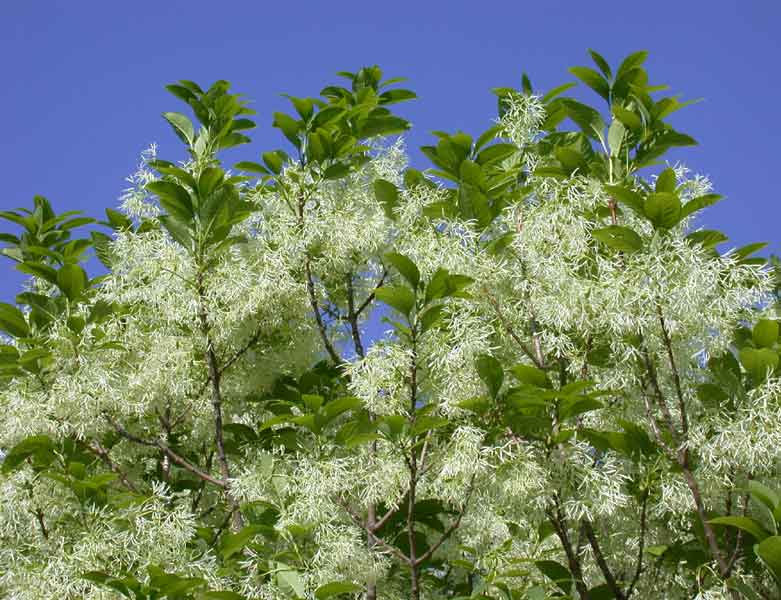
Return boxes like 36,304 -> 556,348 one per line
33,508 -> 48,540
414,475 -> 476,566
196,271 -> 243,532
547,499 -> 591,600
339,498 -> 410,564
86,439 -> 139,493
656,306 -> 688,436
356,268 -> 389,317
481,285 -> 545,369
626,492 -> 649,598
346,271 -> 366,359
107,416 -> 227,489
582,519 -> 626,600
305,254 -> 342,364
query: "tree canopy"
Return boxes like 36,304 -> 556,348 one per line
0,50 -> 780,600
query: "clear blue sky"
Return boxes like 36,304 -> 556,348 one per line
1,0 -> 778,298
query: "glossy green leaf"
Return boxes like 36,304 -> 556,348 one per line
315,581 -> 362,599
655,168 -> 677,193
680,194 -> 723,219
373,179 -> 399,219
709,516 -> 770,541
510,364 -> 551,388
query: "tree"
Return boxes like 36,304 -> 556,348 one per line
0,51 -> 779,600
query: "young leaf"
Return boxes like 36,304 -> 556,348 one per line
568,66 -> 610,101
315,582 -> 363,599
655,168 -> 677,193
680,194 -> 723,219
510,364 -> 551,388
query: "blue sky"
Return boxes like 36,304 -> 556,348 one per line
1,0 -> 778,298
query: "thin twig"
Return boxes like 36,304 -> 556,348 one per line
481,285 -> 545,369
582,519 -> 626,600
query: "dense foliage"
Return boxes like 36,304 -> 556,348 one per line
0,50 -> 779,600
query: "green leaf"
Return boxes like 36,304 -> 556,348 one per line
709,516 -> 771,541
323,162 -> 350,180
569,66 -> 610,101
753,320 -> 779,349
378,89 -> 417,104
419,304 -> 447,334
607,119 -> 625,156
740,347 -> 779,382
146,181 -> 194,221
655,168 -> 677,193
644,192 -> 681,229
384,252 -> 420,290
56,264 -> 88,301
592,226 -> 643,252
272,112 -> 302,148
314,581 -> 362,599
588,49 -> 613,79
616,50 -> 648,80
0,303 -> 30,338
375,285 -> 416,317
276,568 -> 306,597
2,435 -> 56,473
686,229 -> 728,249
612,105 -> 642,130
17,261 -> 58,285
263,150 -> 288,174
373,179 -> 399,219
475,143 -> 517,165
201,592 -> 246,600
680,193 -> 723,219
510,364 -> 551,388
162,112 -> 195,146
234,161 -> 269,175
535,560 -> 572,593
540,82 -> 578,103
756,536 -> 781,584
476,354 -> 504,399
220,525 -> 266,559
747,481 -> 780,515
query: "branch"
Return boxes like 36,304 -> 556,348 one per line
86,439 -> 140,493
626,492 -> 649,598
107,416 -> 227,489
346,271 -> 365,359
356,268 -> 389,317
657,306 -> 688,436
414,475 -> 476,566
582,519 -> 626,600
547,497 -> 591,600
339,498 -> 410,564
481,285 -> 546,369
304,254 -> 342,364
